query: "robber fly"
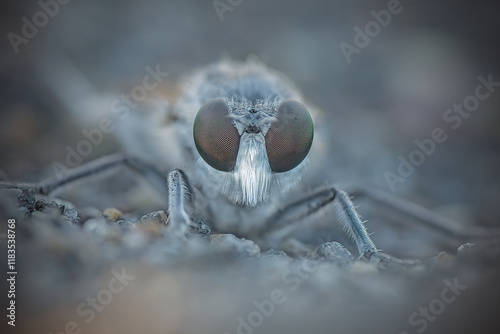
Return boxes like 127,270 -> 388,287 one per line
3,59 -> 497,263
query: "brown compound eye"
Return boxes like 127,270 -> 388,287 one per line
193,98 -> 240,171
265,100 -> 314,172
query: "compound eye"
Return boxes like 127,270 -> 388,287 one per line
193,98 -> 240,171
265,100 -> 314,172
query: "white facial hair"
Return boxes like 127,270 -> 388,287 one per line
232,132 -> 272,207
198,132 -> 273,207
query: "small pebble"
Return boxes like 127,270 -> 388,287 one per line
51,197 -> 76,211
136,210 -> 168,236
188,218 -> 211,237
17,188 -> 36,213
103,208 -> 123,222
457,243 -> 474,254
316,242 -> 355,266
139,210 -> 168,225
116,219 -> 134,227
263,249 -> 288,258
210,234 -> 261,257
63,208 -> 80,225
35,199 -> 64,215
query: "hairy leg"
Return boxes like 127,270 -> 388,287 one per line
263,186 -> 377,259
167,169 -> 192,238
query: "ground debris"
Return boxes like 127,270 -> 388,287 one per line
210,233 -> 261,257
134,210 -> 168,237
316,241 -> 355,266
63,208 -> 80,225
17,188 -> 36,214
188,218 -> 211,238
139,210 -> 168,225
34,199 -> 65,215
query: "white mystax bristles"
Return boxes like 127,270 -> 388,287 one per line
199,132 -> 273,207
232,133 -> 272,207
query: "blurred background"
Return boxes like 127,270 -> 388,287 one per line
0,0 -> 499,333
